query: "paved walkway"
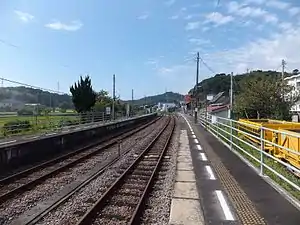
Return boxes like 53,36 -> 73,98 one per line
169,114 -> 300,225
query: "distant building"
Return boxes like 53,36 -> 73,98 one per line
284,74 -> 300,112
0,102 -> 12,108
157,102 -> 176,112
202,92 -> 230,119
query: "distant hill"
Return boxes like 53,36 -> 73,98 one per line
0,86 -> 73,111
0,86 -> 184,111
124,92 -> 184,106
189,70 -> 289,102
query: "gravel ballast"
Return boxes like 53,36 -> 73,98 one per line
1,117 -> 168,225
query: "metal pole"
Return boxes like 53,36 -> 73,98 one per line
131,89 -> 134,117
230,72 -> 233,149
195,52 -> 199,124
260,127 -> 264,175
112,74 -> 115,120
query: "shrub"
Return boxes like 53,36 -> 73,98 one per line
57,118 -> 79,127
3,120 -> 32,136
17,108 -> 34,116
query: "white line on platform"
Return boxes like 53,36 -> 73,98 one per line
46,133 -> 57,136
215,190 -> 235,221
192,135 -> 196,138
200,153 -> 207,161
196,144 -> 202,150
0,140 -> 17,145
205,165 -> 216,180
191,131 -> 195,135
193,139 -> 199,144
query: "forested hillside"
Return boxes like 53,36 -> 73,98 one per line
189,70 -> 289,101
0,86 -> 73,110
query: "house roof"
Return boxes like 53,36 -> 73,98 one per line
207,104 -> 230,113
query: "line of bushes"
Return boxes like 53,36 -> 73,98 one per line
2,120 -> 32,136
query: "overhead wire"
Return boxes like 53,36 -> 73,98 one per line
0,37 -> 78,94
0,77 -> 67,94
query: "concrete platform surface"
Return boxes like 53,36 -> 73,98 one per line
173,113 -> 300,225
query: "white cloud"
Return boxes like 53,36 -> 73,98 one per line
289,7 -> 300,16
45,20 -> 83,31
169,15 -> 179,20
137,13 -> 149,20
204,12 -> 234,26
184,15 -> 193,20
266,0 -> 290,10
157,23 -> 300,92
188,38 -> 210,45
228,1 -> 278,23
278,22 -> 293,31
158,67 -> 174,74
244,0 -> 265,4
204,26 -> 300,73
185,21 -> 201,30
14,10 -> 34,23
165,0 -> 176,7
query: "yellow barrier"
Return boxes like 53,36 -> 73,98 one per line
238,118 -> 300,170
238,119 -> 300,153
276,129 -> 300,169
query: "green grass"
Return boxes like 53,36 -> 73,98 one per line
0,114 -> 80,138
206,121 -> 300,201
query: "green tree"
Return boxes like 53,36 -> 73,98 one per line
234,76 -> 299,120
70,75 -> 96,113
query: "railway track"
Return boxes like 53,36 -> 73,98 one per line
7,116 -> 174,225
77,116 -> 175,225
0,117 -> 161,204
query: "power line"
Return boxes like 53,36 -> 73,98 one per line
0,38 -> 20,48
199,56 -> 216,75
0,77 -> 67,94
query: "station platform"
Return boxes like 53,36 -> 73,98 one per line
169,114 -> 300,225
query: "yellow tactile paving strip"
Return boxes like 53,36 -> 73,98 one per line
205,144 -> 267,225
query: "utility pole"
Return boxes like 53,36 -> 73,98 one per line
112,74 -> 116,120
165,87 -> 168,103
229,72 -> 233,119
194,52 -> 200,124
281,59 -> 286,82
131,89 -> 134,116
229,72 -> 233,149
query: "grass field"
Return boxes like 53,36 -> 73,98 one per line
0,114 -> 81,138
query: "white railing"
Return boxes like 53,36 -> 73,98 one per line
198,113 -> 300,196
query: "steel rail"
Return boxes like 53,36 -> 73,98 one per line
76,116 -> 174,225
21,117 -> 170,225
0,117 -> 161,203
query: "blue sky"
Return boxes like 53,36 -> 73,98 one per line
0,0 -> 300,99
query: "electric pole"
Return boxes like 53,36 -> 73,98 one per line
281,59 -> 286,82
229,72 -> 233,149
229,72 -> 233,119
194,52 -> 200,124
112,74 -> 116,120
131,89 -> 134,116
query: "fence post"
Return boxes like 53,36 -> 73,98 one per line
216,117 -> 219,138
260,126 -> 264,175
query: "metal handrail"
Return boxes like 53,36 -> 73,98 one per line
199,114 -> 300,194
